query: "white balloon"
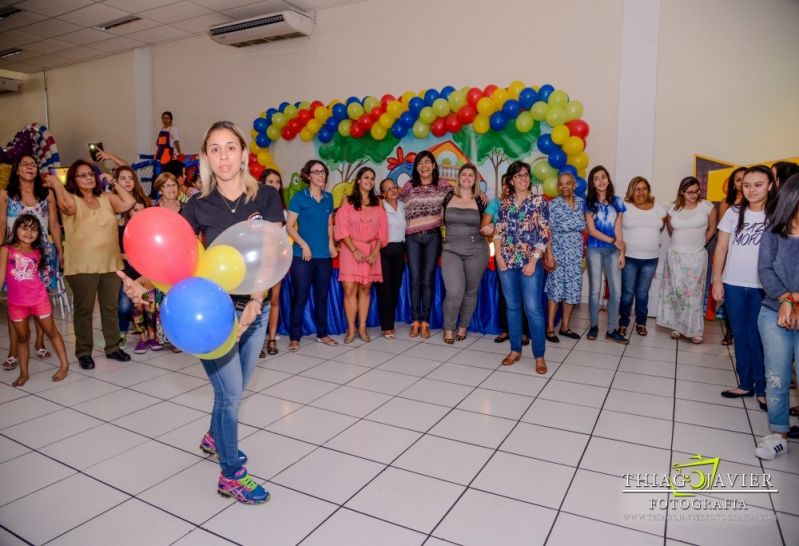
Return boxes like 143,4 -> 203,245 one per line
210,220 -> 291,295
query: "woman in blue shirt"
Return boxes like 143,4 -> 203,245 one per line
286,160 -> 339,351
585,165 -> 628,344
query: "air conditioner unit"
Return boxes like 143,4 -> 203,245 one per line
208,10 -> 314,47
0,77 -> 21,92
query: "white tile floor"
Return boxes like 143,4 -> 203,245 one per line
0,307 -> 797,545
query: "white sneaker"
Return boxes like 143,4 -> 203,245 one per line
755,433 -> 788,460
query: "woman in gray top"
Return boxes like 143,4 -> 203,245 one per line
441,163 -> 488,344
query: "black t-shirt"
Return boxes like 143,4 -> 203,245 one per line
181,184 -> 285,246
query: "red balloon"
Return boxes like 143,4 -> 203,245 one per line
445,113 -> 461,133
297,109 -> 313,123
381,94 -> 396,107
457,105 -> 477,124
369,107 -> 383,123
250,163 -> 264,179
248,153 -> 258,165
350,122 -> 365,138
287,118 -> 301,132
565,119 -> 590,139
466,87 -> 483,108
431,118 -> 447,138
483,84 -> 498,97
358,113 -> 374,129
310,100 -> 323,109
123,207 -> 199,285
282,126 -> 296,140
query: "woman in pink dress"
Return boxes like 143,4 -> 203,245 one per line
335,167 -> 388,343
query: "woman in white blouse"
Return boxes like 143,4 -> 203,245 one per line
376,178 -> 407,340
619,177 -> 667,337
656,176 -> 717,343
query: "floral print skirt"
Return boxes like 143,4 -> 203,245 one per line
656,248 -> 707,337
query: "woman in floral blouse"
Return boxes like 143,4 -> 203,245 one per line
494,160 -> 550,374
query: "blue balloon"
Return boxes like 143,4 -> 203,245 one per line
346,96 -> 360,105
332,103 -> 348,121
408,97 -> 425,116
266,108 -> 278,117
424,89 -> 439,106
255,133 -> 271,148
400,111 -> 416,127
391,123 -> 408,139
537,134 -> 556,154
253,118 -> 268,132
548,149 -> 567,169
559,165 -> 578,176
278,101 -> 290,112
489,112 -> 508,131
324,116 -> 339,130
519,87 -> 538,110
318,128 -> 334,144
575,176 -> 588,197
538,84 -> 554,102
502,99 -> 521,119
161,277 -> 235,354
440,85 -> 455,99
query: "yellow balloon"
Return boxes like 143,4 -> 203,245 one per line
152,280 -> 171,293
198,240 -> 205,256
299,101 -> 310,110
314,107 -> 330,122
379,112 -> 394,129
306,119 -> 321,133
250,129 -> 258,139
387,100 -> 403,118
571,151 -> 590,170
476,97 -> 495,116
491,87 -> 509,108
473,115 -> 490,134
194,319 -> 238,360
196,244 -> 246,292
401,91 -> 416,104
248,140 -> 259,153
299,128 -> 313,142
508,80 -> 525,99
563,135 -> 585,155
551,125 -> 570,145
257,150 -> 271,166
371,124 -> 387,140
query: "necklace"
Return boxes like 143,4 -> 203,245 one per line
220,192 -> 243,214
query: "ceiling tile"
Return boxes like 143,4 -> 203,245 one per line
171,12 -> 232,33
22,38 -> 73,54
15,0 -> 93,17
56,45 -> 105,61
59,28 -> 114,45
91,35 -> 146,52
139,1 -> 212,24
105,16 -> 160,36
0,47 -> 41,62
37,55 -> 78,69
191,0 -> 259,10
222,0 -> 293,20
0,9 -> 46,31
102,0 -> 179,13
58,3 -> 130,27
0,29 -> 41,47
18,18 -> 82,37
291,0 -> 363,9
126,24 -> 190,44
0,61 -> 40,72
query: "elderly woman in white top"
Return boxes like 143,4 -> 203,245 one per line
619,176 -> 667,337
376,178 -> 407,340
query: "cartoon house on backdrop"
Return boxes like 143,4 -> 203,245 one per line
385,141 -> 487,193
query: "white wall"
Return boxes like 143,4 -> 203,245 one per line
0,72 -> 46,138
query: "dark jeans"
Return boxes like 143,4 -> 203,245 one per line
119,289 -> 133,333
619,256 -> 659,328
289,256 -> 333,341
725,284 -> 765,395
497,258 -> 529,336
498,264 -> 546,358
376,242 -> 405,331
405,229 -> 441,323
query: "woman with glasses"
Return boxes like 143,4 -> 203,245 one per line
376,178 -> 406,340
154,172 -> 182,213
0,155 -> 63,371
656,177 -> 717,343
50,160 -> 136,369
399,151 -> 452,338
494,161 -> 550,374
619,176 -> 666,337
286,160 -> 339,351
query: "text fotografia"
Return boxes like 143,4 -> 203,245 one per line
621,454 -> 778,511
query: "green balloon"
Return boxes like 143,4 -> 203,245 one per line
363,96 -> 380,112
419,106 -> 436,124
266,125 -> 281,140
545,106 -> 565,127
530,101 -> 548,121
515,111 -> 533,133
284,104 -> 298,118
412,120 -> 430,139
347,102 -> 364,120
449,91 -> 466,112
432,98 -> 450,117
533,159 -> 556,181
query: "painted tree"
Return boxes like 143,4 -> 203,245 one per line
453,122 -> 541,196
319,133 -> 400,183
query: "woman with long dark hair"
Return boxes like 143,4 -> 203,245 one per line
258,168 -> 286,356
335,167 -> 388,343
754,173 -> 799,460
717,166 -> 746,345
0,154 -> 63,370
712,166 -> 775,409
399,150 -> 452,338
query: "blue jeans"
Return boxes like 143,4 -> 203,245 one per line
619,257 -> 658,328
587,246 -> 622,332
757,306 -> 799,433
289,257 -> 333,341
725,284 -> 765,395
202,307 -> 268,477
118,289 -> 133,333
498,264 -> 546,358
405,230 -> 442,323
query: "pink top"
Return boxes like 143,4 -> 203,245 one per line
334,200 -> 388,283
5,246 -> 48,306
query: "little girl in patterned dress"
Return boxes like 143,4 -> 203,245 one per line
0,214 -> 69,386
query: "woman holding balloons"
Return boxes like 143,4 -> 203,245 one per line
121,121 -> 284,505
335,167 -> 388,343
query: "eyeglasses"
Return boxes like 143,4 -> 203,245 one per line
76,172 -> 95,179
417,159 -> 433,166
683,189 -> 700,195
163,183 -> 178,188
513,172 -> 531,180
19,161 -> 36,168
309,169 -> 326,175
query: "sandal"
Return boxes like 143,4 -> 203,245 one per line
521,335 -> 530,346
266,339 -> 278,356
443,331 -> 455,345
259,349 -> 267,359
358,330 -> 371,342
318,336 -> 339,347
344,332 -> 355,345
383,330 -> 395,340
635,324 -> 647,336
501,352 -> 521,366
455,329 -> 467,342
420,323 -> 431,339
535,358 -> 548,375
3,356 -> 18,371
789,406 -> 799,417
545,331 -> 560,343
409,322 -> 420,337
670,331 -> 681,340
617,326 -> 627,337
558,329 -> 581,340
288,341 -> 300,352
35,347 -> 51,360
691,336 -> 703,344
494,333 -> 509,343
